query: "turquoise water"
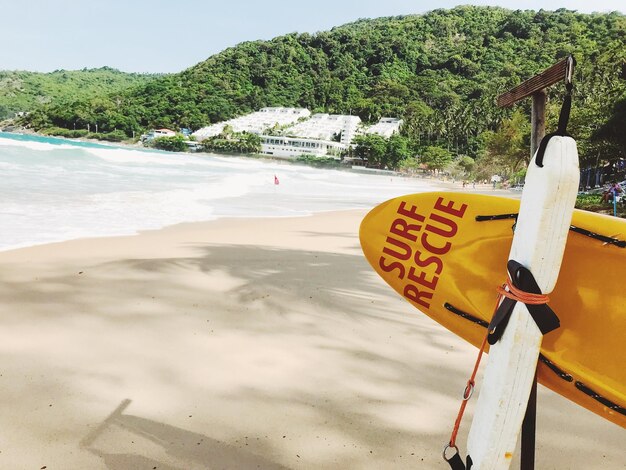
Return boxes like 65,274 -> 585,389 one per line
0,132 -> 440,251
0,132 -> 126,149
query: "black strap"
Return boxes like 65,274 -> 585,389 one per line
445,302 -> 490,328
475,213 -> 518,222
487,260 -> 560,345
575,382 -> 626,416
444,305 -> 626,418
535,81 -> 574,167
538,354 -> 573,382
569,225 -> 626,248
476,214 -> 626,248
445,451 -> 473,470
445,452 -> 466,470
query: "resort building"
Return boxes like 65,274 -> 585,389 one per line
258,113 -> 362,159
193,107 -> 311,141
192,107 -> 403,159
363,117 -> 403,138
260,135 -> 345,158
283,113 -> 362,142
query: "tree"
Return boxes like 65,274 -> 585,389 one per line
473,110 -> 529,179
386,134 -> 412,168
398,156 -> 421,174
152,135 -> 187,152
592,96 -> 626,161
421,146 -> 453,171
353,134 -> 388,167
219,124 -> 234,139
200,131 -> 261,154
457,155 -> 475,174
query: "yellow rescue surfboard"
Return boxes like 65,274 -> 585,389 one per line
359,192 -> 626,428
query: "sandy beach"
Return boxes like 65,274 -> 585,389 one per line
0,210 -> 623,469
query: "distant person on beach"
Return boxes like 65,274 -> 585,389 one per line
602,181 -> 622,203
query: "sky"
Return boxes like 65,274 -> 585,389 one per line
2,0 -> 625,74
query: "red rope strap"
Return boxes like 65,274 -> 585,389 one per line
447,279 -> 550,448
497,278 -> 550,305
449,333 -> 488,448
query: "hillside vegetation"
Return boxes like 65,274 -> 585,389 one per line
19,7 -> 626,171
0,67 -> 158,120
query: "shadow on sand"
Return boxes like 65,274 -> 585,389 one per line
81,399 -> 290,470
2,236 -> 622,468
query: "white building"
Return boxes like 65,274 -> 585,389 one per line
284,113 -> 362,142
193,107 -> 310,141
364,117 -> 403,138
258,113 -> 362,159
192,108 -> 403,159
260,135 -> 345,158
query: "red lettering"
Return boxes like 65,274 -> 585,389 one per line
390,218 -> 422,242
407,267 -> 439,290
397,201 -> 426,222
426,212 -> 458,238
382,236 -> 412,260
414,250 -> 443,275
379,256 -> 405,279
434,197 -> 468,218
421,232 -> 451,255
404,284 -> 432,309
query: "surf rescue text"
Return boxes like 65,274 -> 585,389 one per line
378,197 -> 467,308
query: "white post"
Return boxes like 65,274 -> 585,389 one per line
466,136 -> 579,469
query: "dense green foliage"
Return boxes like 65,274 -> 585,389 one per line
40,127 -> 90,139
421,145 -> 455,170
200,131 -> 261,154
576,192 -> 626,217
40,126 -> 128,142
0,67 -> 157,120
17,7 -> 626,170
352,133 -> 412,168
593,96 -> 626,154
576,193 -> 604,210
151,135 -> 188,152
473,109 -> 530,179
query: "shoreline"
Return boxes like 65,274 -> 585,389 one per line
0,180 -> 517,255
0,128 -> 524,184
2,128 -> 518,255
0,209 -> 622,469
1,125 -> 142,146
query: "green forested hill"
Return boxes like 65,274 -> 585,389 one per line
21,7 -> 626,167
0,67 -> 158,119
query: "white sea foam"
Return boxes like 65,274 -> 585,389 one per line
85,147 -> 192,165
0,132 -> 443,251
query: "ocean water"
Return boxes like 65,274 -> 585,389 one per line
0,132 -> 440,251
